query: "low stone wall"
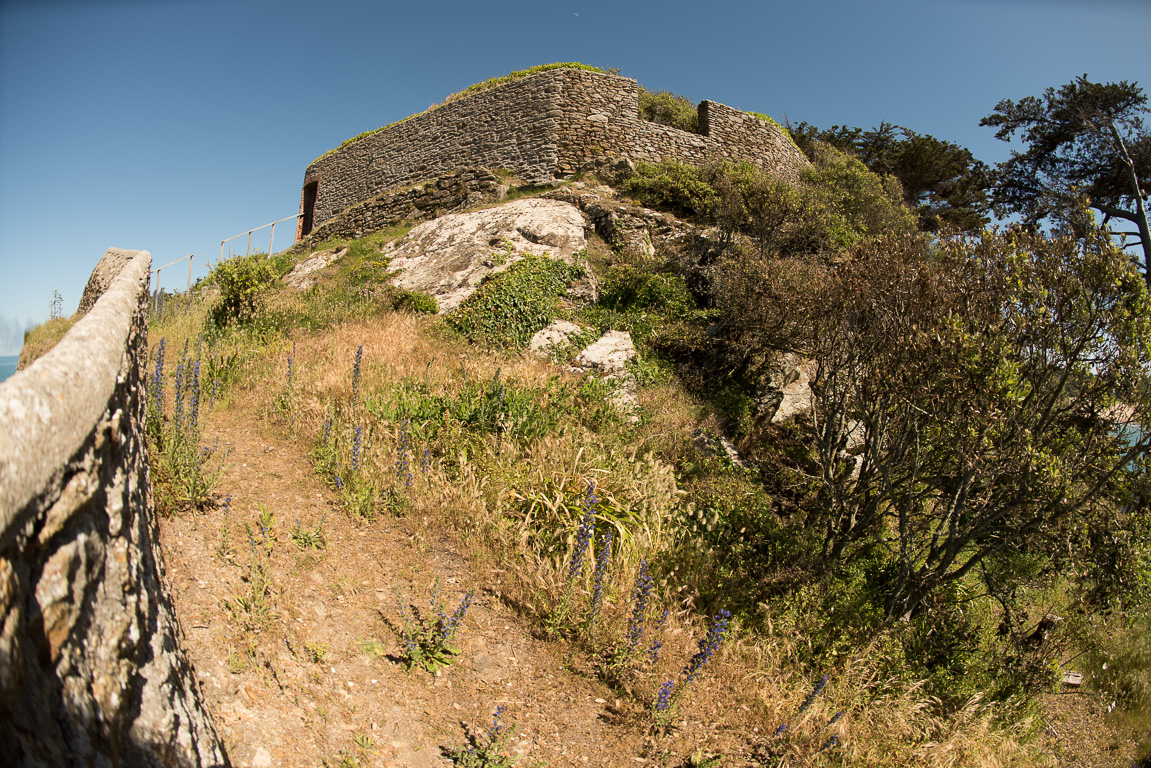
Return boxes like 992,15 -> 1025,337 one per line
300,68 -> 810,235
294,167 -> 504,248
0,249 -> 228,766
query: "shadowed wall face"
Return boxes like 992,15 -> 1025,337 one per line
0,249 -> 228,767
301,68 -> 809,235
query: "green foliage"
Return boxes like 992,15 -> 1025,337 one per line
798,145 -> 921,251
147,340 -> 228,515
789,121 -> 992,232
599,263 -> 697,316
1089,606 -> 1151,755
726,220 -> 1151,623
393,580 -> 473,674
638,88 -> 699,133
445,707 -> 523,767
209,252 -> 277,327
623,153 -> 918,257
622,161 -> 717,218
447,254 -> 584,348
384,287 -> 438,314
290,516 -> 327,550
981,74 -> 1151,275
366,367 -> 607,446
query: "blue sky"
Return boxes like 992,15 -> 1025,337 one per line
1,0 -> 1148,354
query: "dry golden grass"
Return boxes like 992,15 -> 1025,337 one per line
144,281 -> 1140,766
17,316 -> 76,368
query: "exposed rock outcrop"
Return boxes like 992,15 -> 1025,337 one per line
283,246 -> 348,290
381,198 -> 589,312
572,330 -> 639,419
529,320 -> 584,356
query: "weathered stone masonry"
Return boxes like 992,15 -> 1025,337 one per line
299,68 -> 809,238
0,250 -> 227,766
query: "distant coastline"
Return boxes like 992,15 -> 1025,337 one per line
0,354 -> 18,383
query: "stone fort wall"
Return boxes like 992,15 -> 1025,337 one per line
299,68 -> 809,237
0,250 -> 227,766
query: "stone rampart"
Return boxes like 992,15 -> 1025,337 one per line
299,68 -> 809,237
0,249 -> 227,766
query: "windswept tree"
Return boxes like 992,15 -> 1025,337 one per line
982,75 -> 1151,282
720,216 -> 1151,621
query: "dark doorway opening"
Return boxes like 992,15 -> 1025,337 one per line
300,181 -> 318,238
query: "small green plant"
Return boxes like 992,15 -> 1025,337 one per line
216,494 -> 236,563
385,287 -> 439,314
353,733 -> 374,751
445,706 -> 524,767
303,641 -> 329,664
359,638 -> 387,659
227,505 -> 276,627
682,750 -> 723,768
393,579 -> 474,673
290,515 -> 327,550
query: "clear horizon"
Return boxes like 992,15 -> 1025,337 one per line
1,0 -> 1148,355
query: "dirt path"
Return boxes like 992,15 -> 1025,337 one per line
160,412 -> 658,768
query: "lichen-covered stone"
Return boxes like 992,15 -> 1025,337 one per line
529,320 -> 584,355
381,198 -> 588,312
283,246 -> 348,290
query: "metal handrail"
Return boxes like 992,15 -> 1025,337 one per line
220,213 -> 303,262
151,254 -> 194,311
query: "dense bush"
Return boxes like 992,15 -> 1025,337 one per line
622,160 -> 717,218
209,252 -> 277,327
637,88 -> 699,134
623,150 -> 918,259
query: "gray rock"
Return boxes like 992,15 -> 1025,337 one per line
573,330 -> 635,375
529,320 -> 583,356
573,331 -> 639,421
771,353 -> 817,425
283,246 -> 348,290
381,198 -> 588,312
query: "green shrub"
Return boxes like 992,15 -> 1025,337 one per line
799,144 -> 919,251
448,254 -> 584,349
386,288 -> 439,314
599,264 -> 697,316
209,252 -> 277,327
622,161 -> 717,218
638,88 -> 699,133
623,152 -> 918,258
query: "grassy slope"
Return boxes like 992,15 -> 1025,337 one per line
140,202 -> 1143,766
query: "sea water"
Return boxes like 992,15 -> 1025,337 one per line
0,354 -> 19,383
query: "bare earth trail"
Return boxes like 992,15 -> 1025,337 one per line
160,411 -> 659,768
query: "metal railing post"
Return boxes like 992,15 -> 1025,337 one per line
219,214 -> 303,261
